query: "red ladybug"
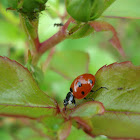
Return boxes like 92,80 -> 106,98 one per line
63,73 -> 107,109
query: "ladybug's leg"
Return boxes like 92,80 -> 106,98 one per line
91,87 -> 108,93
84,87 -> 108,102
73,98 -> 77,106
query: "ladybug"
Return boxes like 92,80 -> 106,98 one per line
63,73 -> 107,110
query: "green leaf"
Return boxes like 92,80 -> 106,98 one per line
41,115 -> 64,132
50,51 -> 89,79
92,62 -> 140,112
66,126 -> 93,140
70,101 -> 105,118
21,0 -> 47,13
66,0 -> 92,22
8,0 -> 18,9
103,0 -> 116,11
68,24 -> 94,39
69,102 -> 105,136
0,56 -> 57,119
89,21 -> 126,57
8,0 -> 48,17
91,112 -> 140,138
65,0 -> 105,22
85,62 -> 140,138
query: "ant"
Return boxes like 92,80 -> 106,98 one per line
54,23 -> 64,27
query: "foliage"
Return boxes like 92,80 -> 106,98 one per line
0,0 -> 140,139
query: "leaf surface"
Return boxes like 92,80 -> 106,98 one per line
0,57 -> 57,119
89,21 -> 125,57
92,62 -> 140,112
91,112 -> 140,138
58,120 -> 72,140
104,0 -> 116,11
85,62 -> 140,138
70,101 -> 104,118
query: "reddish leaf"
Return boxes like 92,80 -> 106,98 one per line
91,111 -> 140,139
93,61 -> 140,112
70,101 -> 105,118
84,61 -> 140,139
58,120 -> 72,140
89,21 -> 126,57
72,117 -> 93,133
68,101 -> 104,136
0,56 -> 58,119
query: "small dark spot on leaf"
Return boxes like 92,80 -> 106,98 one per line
117,87 -> 123,90
19,79 -> 24,82
81,91 -> 84,95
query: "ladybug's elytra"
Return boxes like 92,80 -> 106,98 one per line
63,73 -> 107,110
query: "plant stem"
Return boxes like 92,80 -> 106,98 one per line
39,30 -> 65,54
19,14 -> 36,52
38,18 -> 74,55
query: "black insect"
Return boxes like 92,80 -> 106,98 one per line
54,23 -> 64,27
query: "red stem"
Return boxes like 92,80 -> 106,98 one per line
38,18 -> 73,55
34,36 -> 40,51
39,30 -> 65,54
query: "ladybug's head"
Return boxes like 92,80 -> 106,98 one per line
63,92 -> 75,110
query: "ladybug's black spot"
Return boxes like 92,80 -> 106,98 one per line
81,91 -> 85,95
70,88 -> 73,92
77,82 -> 82,87
89,79 -> 93,84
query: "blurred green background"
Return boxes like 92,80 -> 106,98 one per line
0,0 -> 140,139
